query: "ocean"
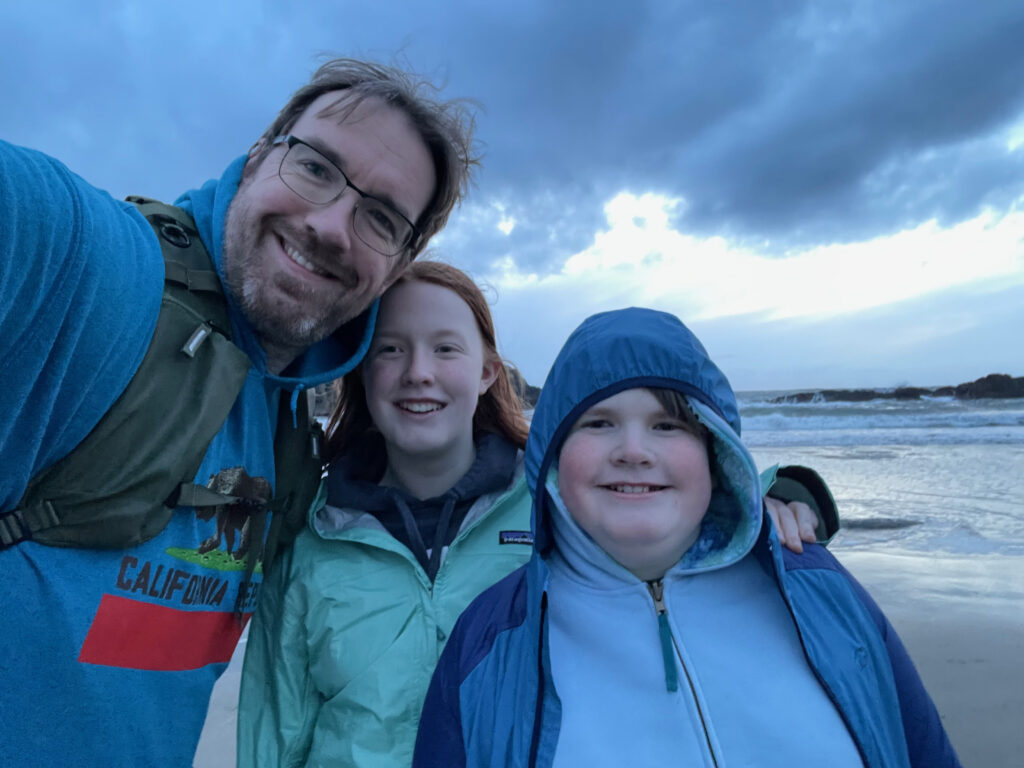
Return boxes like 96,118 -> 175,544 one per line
740,392 -> 1024,557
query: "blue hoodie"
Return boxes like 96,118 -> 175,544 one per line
0,141 -> 375,767
413,307 -> 960,768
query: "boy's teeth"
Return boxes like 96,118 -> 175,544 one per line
400,402 -> 443,413
610,484 -> 653,494
284,243 -> 325,275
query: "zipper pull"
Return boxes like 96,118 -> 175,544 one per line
646,579 -> 679,693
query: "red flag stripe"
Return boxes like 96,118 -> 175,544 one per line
78,593 -> 249,671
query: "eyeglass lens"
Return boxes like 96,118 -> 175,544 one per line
279,141 -> 413,256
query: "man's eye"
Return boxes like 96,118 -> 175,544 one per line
365,206 -> 399,238
299,159 -> 334,182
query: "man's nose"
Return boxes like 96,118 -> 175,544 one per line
301,188 -> 359,251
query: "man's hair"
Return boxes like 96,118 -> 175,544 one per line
326,260 -> 529,462
253,57 -> 479,258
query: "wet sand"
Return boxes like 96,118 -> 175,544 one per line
837,550 -> 1024,767
195,551 -> 1024,767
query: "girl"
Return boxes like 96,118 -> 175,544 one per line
237,261 -> 533,767
238,268 -> 823,768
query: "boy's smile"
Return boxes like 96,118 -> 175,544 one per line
602,483 -> 668,494
557,388 -> 713,581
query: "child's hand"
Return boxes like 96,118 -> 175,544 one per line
764,497 -> 817,553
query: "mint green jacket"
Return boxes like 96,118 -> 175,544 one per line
237,470 -> 533,767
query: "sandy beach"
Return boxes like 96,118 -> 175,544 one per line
837,550 -> 1024,767
194,548 -> 1023,766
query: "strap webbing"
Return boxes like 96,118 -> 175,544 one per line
0,503 -> 61,549
172,483 -> 244,509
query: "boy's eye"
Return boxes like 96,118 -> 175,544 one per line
653,420 -> 686,432
373,344 -> 400,355
578,418 -> 612,430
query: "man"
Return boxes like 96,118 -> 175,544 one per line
0,58 -> 475,767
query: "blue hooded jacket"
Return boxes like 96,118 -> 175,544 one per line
0,141 -> 376,767
413,307 -> 960,768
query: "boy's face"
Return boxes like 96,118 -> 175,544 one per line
557,388 -> 713,581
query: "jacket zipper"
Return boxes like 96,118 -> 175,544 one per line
646,579 -> 721,768
433,481 -> 522,590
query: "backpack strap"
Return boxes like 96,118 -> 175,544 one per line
262,390 -> 325,575
3,199 -> 251,550
5,197 -> 325,568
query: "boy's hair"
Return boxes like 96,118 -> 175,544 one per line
325,261 -> 530,461
250,57 -> 479,259
651,388 -> 711,446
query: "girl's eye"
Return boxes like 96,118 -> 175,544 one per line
435,344 -> 460,354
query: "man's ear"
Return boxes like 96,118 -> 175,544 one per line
479,359 -> 501,395
247,138 -> 267,159
240,138 -> 269,180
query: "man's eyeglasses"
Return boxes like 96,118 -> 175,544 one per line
271,135 -> 420,257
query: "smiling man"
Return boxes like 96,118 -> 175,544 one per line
0,58 -> 475,767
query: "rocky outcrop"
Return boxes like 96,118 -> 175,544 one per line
953,373 -> 1024,399
506,364 -> 542,407
770,373 -> 1024,404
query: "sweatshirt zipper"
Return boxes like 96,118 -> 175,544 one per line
647,579 -> 679,692
646,579 -> 721,768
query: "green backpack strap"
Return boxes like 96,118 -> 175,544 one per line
2,199 -> 251,550
225,390 -> 324,616
260,390 -> 325,576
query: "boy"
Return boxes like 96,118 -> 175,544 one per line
413,307 -> 960,768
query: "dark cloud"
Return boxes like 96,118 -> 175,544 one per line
3,0 -> 1023,272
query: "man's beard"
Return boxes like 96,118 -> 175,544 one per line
221,202 -> 366,357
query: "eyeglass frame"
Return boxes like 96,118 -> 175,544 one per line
270,134 -> 421,257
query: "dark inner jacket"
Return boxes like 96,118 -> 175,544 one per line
325,432 -> 518,581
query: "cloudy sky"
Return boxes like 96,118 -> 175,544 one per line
4,0 -> 1023,390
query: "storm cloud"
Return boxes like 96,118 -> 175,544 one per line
4,0 -> 1023,275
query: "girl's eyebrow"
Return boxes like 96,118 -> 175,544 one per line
426,329 -> 471,343
372,329 -> 470,342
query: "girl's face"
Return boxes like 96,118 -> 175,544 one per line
363,280 -> 499,468
557,388 -> 713,581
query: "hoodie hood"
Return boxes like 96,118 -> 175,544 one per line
174,155 -> 377,391
526,307 -> 763,575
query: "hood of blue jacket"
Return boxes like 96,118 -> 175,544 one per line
525,307 -> 763,572
174,155 -> 377,391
